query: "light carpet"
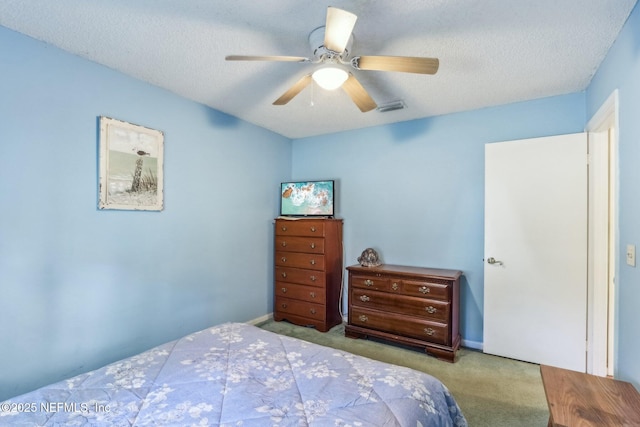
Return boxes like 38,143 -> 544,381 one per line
258,320 -> 550,427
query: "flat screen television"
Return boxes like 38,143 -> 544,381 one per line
280,180 -> 335,217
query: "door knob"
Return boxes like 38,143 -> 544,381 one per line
487,257 -> 503,265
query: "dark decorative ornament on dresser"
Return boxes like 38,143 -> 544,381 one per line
357,247 -> 381,267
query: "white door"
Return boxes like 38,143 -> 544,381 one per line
484,133 -> 587,372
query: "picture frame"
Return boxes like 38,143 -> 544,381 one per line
98,116 -> 164,211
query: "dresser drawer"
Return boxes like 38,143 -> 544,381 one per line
276,251 -> 325,271
401,279 -> 451,301
275,267 -> 325,287
351,288 -> 450,322
350,307 -> 449,345
350,275 -> 390,292
275,220 -> 325,237
276,282 -> 326,303
276,297 -> 326,321
275,236 -> 325,254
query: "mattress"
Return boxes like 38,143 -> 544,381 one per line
1,322 -> 467,426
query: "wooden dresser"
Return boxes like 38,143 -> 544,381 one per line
345,264 -> 462,362
273,218 -> 343,332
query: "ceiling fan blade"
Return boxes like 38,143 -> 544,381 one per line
341,74 -> 377,112
324,7 -> 357,53
355,55 -> 439,74
226,55 -> 309,63
273,74 -> 313,105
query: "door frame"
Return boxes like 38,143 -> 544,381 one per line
585,89 -> 619,376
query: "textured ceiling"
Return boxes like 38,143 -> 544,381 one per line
1,0 -> 637,139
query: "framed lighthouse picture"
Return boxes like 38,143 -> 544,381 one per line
98,116 -> 164,211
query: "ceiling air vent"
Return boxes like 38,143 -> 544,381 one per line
376,100 -> 406,113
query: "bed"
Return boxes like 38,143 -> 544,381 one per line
1,322 -> 467,426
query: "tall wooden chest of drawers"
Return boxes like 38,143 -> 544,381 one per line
273,218 -> 343,332
345,264 -> 462,362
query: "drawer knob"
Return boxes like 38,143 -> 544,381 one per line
358,315 -> 368,322
310,226 -> 316,232
310,242 -> 316,249
281,257 -> 287,263
281,272 -> 287,278
364,279 -> 374,287
281,226 -> 287,231
309,292 -> 316,298
281,303 -> 288,309
419,286 -> 431,294
359,295 -> 370,302
281,241 -> 287,247
310,275 -> 317,281
392,282 -> 399,291
310,259 -> 316,265
425,306 -> 437,314
281,287 -> 287,293
424,327 -> 435,336
310,308 -> 317,315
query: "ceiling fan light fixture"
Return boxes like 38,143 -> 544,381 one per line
312,67 -> 348,90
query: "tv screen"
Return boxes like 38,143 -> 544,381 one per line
280,180 -> 334,217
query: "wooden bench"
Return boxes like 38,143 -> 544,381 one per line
540,364 -> 640,426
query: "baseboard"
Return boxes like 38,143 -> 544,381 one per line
247,313 -> 273,325
461,339 -> 483,351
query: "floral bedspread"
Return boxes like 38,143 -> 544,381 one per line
1,322 -> 467,426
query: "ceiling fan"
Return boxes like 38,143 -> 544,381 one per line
225,7 -> 439,112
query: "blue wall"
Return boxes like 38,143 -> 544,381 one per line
0,27 -> 291,400
586,2 -> 640,386
292,94 -> 586,347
